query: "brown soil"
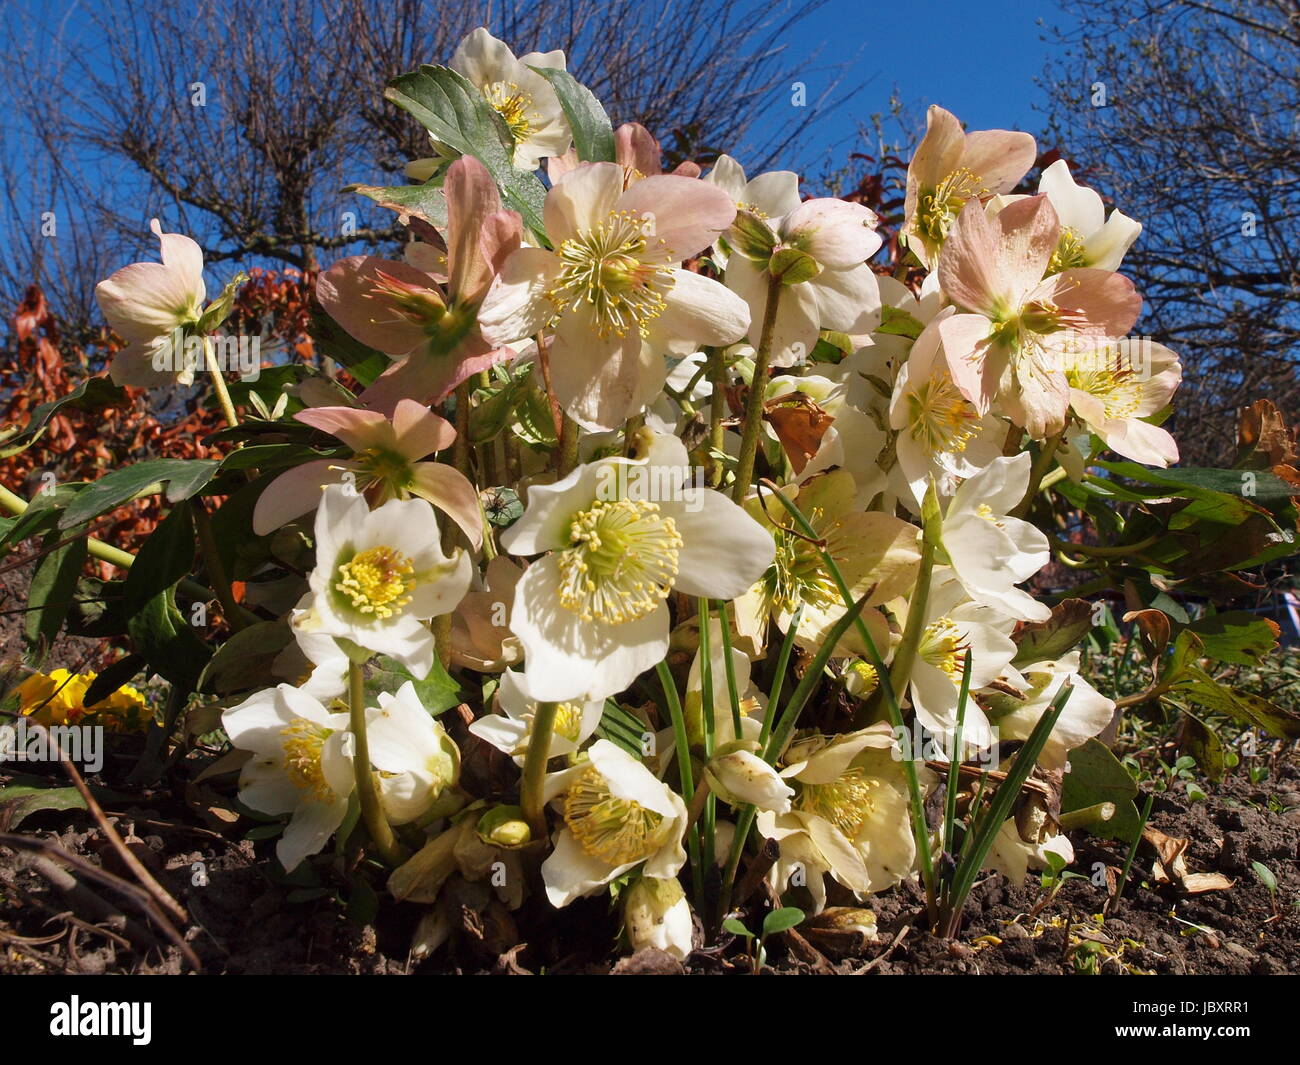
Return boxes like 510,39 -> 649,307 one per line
1,739 -> 1297,975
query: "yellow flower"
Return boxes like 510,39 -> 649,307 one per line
16,669 -> 148,731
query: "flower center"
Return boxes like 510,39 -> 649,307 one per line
280,718 -> 332,802
368,270 -> 446,331
921,617 -> 969,686
767,506 -> 840,614
1048,226 -> 1089,274
906,371 -> 980,453
486,81 -> 535,143
796,766 -> 879,838
1067,350 -> 1143,421
546,210 -> 676,338
917,167 -> 988,245
335,545 -> 416,619
557,499 -> 682,624
563,766 -> 668,865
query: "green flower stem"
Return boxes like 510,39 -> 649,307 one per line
732,275 -> 784,501
886,534 -> 936,707
557,414 -> 580,477
762,483 -> 937,922
760,603 -> 804,746
716,601 -> 744,738
657,660 -> 704,903
697,600 -> 717,873
706,346 -> 727,488
943,648 -> 974,853
202,336 -> 240,430
1010,429 -> 1065,519
452,380 -> 472,477
0,483 -> 211,602
519,699 -> 560,840
191,498 -> 253,631
347,661 -> 408,867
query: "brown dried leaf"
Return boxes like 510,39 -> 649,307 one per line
764,392 -> 834,474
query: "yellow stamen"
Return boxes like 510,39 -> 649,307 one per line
335,545 -> 416,619
563,766 -> 669,865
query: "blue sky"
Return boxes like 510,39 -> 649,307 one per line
749,0 -> 1071,174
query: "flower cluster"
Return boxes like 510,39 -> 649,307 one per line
90,30 -> 1182,959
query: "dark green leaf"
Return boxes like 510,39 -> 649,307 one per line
346,181 -> 448,227
24,531 -> 88,654
1011,598 -> 1094,666
123,502 -> 196,616
60,460 -> 220,530
384,65 -> 547,234
528,66 -> 615,163
1060,738 -> 1143,842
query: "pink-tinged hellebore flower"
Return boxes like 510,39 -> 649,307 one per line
95,219 -> 207,388
317,157 -> 521,413
549,122 -> 702,186
251,398 -> 482,547
477,161 -> 750,430
901,104 -> 1038,268
725,199 -> 883,366
888,312 -> 1006,506
936,196 -> 1142,438
1066,339 -> 1181,466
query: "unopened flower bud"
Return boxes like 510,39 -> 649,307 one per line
624,876 -> 693,960
705,748 -> 794,813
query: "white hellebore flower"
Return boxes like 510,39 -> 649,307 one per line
541,739 -> 688,907
725,198 -> 883,366
624,876 -> 694,960
222,684 -> 353,872
95,219 -> 206,388
705,747 -> 794,814
704,153 -> 801,266
468,668 -> 603,765
365,682 -> 460,824
408,28 -> 570,174
941,453 -> 1051,622
990,651 -> 1116,770
292,485 -> 473,679
478,161 -> 750,430
1038,159 -> 1142,273
501,433 -> 774,702
901,573 -> 1018,752
757,724 -> 928,913
888,313 -> 1006,508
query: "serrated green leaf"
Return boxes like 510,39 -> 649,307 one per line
346,181 -> 448,227
384,65 -> 547,235
528,65 -> 614,163
60,460 -> 220,530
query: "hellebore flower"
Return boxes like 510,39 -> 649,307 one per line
540,739 -> 688,907
365,682 -> 460,824
292,485 -> 473,678
478,161 -> 749,430
901,104 -> 1037,268
222,685 -> 353,872
95,219 -> 207,387
501,432 -> 773,701
468,668 -> 603,765
318,156 -> 521,413
252,398 -> 481,547
936,195 -> 1142,437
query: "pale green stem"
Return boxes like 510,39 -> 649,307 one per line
520,700 -> 560,839
203,336 -> 240,429
732,275 -> 783,501
348,662 -> 408,867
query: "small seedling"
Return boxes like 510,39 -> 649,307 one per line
723,907 -> 805,973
